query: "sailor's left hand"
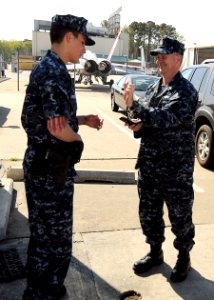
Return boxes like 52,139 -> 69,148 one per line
128,122 -> 143,132
85,114 -> 104,130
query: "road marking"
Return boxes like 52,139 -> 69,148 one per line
193,183 -> 204,193
95,108 -> 140,144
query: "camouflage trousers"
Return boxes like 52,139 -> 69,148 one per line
23,167 -> 74,300
137,167 -> 195,252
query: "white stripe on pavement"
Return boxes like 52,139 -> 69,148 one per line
95,108 -> 140,144
193,183 -> 204,193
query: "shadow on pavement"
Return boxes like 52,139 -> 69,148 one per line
76,84 -> 111,94
0,77 -> 10,84
135,262 -> 214,300
0,187 -> 122,300
0,106 -> 10,127
67,256 -> 120,300
169,268 -> 214,300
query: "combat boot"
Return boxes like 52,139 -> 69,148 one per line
170,250 -> 191,283
133,244 -> 164,274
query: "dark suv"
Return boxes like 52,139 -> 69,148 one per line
182,63 -> 214,169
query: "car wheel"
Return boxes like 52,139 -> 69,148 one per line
111,92 -> 119,112
195,124 -> 214,168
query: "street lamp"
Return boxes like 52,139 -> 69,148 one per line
17,47 -> 20,91
0,45 -> 4,77
123,55 -> 128,72
193,43 -> 198,65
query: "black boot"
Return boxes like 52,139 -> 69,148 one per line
133,244 -> 164,274
170,250 -> 191,283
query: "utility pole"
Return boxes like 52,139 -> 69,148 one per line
17,48 -> 20,91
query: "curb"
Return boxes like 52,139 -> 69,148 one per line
74,169 -> 136,184
0,178 -> 13,240
0,77 -> 10,83
1,167 -> 135,240
6,167 -> 136,184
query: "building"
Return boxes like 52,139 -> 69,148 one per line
12,8 -> 129,72
32,19 -> 129,63
182,45 -> 214,69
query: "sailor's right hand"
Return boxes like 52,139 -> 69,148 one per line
47,116 -> 82,142
47,116 -> 67,133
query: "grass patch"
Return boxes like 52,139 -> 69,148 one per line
9,157 -> 18,161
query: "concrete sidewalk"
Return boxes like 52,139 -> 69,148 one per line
0,181 -> 214,299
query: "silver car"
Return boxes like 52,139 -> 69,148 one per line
111,74 -> 159,112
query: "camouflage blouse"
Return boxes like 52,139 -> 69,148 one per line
21,50 -> 78,146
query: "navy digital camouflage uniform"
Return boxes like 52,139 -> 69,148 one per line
21,49 -> 78,299
129,71 -> 198,252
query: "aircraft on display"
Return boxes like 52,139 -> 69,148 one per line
74,50 -> 114,86
68,29 -> 122,87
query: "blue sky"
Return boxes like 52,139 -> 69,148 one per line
0,0 -> 213,47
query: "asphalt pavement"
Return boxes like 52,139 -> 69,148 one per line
0,68 -> 214,300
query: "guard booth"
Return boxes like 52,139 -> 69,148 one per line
11,54 -> 37,72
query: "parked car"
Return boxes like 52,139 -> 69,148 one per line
201,59 -> 214,64
110,74 -> 159,112
182,63 -> 214,169
110,64 -> 145,75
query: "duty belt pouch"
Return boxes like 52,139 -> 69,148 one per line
30,145 -> 49,176
67,140 -> 84,164
46,149 -> 69,188
47,140 -> 84,188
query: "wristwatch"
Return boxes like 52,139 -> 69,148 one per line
127,101 -> 138,119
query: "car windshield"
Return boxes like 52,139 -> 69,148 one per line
132,77 -> 157,91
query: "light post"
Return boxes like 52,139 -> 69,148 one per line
0,45 -> 4,77
0,161 -> 4,187
123,55 -> 128,72
193,43 -> 198,65
17,48 -> 20,91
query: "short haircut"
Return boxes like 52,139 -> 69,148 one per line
50,23 -> 79,44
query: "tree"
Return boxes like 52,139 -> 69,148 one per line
0,40 -> 32,62
126,21 -> 183,65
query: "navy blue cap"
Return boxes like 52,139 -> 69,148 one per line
150,36 -> 185,56
52,14 -> 95,46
